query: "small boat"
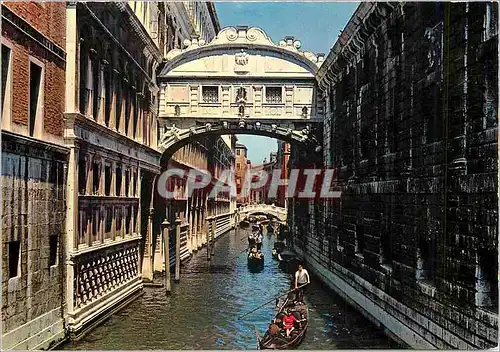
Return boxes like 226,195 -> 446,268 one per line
258,292 -> 309,349
248,249 -> 264,271
267,221 -> 276,233
272,241 -> 286,259
248,234 -> 257,247
240,220 -> 250,228
277,249 -> 300,273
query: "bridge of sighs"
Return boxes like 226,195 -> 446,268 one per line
142,25 -> 325,280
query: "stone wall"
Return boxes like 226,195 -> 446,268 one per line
1,2 -> 68,350
294,2 -> 498,349
1,133 -> 68,350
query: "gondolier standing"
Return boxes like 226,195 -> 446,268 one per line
294,263 -> 310,303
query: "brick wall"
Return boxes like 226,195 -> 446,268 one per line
294,2 -> 498,348
1,3 -> 68,349
2,3 -> 66,137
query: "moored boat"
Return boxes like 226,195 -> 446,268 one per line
277,249 -> 300,273
272,241 -> 286,259
258,292 -> 309,349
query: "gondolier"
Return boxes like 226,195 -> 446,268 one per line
294,263 -> 310,303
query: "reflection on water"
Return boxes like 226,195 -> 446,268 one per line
60,228 -> 403,350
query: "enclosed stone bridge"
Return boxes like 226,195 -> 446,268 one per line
238,204 -> 287,223
156,25 -> 327,162
143,26 -> 324,287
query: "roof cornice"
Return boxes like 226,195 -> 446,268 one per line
316,2 -> 395,90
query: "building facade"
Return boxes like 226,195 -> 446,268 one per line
291,2 -> 498,349
235,142 -> 249,205
1,3 -> 68,349
275,141 -> 291,208
149,1 -> 237,272
247,159 -> 277,205
63,1 -> 166,338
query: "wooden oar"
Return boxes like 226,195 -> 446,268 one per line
254,325 -> 261,349
238,283 -> 308,320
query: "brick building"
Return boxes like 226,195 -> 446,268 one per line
275,141 -> 291,208
248,158 -> 277,205
235,142 -> 249,205
1,3 -> 68,349
291,2 -> 498,349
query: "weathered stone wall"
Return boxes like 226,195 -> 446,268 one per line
1,134 -> 68,350
1,2 -> 68,350
294,2 -> 498,349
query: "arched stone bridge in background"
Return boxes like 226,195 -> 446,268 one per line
237,204 -> 287,223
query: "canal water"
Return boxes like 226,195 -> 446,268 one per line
60,228 -> 403,350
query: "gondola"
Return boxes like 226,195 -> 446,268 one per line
277,249 -> 300,274
248,234 -> 257,247
271,241 -> 286,259
247,248 -> 264,271
267,221 -> 276,234
240,219 -> 250,228
258,291 -> 309,349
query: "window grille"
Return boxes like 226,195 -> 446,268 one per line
202,86 -> 218,103
266,87 -> 282,103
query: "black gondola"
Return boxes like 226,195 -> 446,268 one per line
248,235 -> 257,247
277,249 -> 300,274
258,292 -> 308,349
272,241 -> 286,259
248,248 -> 264,272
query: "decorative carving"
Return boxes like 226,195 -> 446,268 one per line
205,123 -> 212,131
246,27 -> 261,41
225,27 -> 238,41
73,242 -> 139,309
238,105 -> 245,117
424,23 -> 442,72
174,105 -> 180,116
236,87 -> 247,103
161,125 -> 181,142
235,49 -> 249,66
302,106 -> 308,117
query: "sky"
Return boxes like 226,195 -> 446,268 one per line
214,1 -> 360,164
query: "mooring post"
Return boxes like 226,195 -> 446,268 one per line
174,217 -> 181,283
161,220 -> 171,294
206,217 -> 212,261
211,218 -> 216,255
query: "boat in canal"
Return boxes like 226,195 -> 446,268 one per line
258,292 -> 309,349
240,219 -> 251,228
272,241 -> 286,259
248,247 -> 264,271
277,249 -> 301,273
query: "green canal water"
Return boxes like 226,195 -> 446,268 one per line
59,228 -> 403,350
